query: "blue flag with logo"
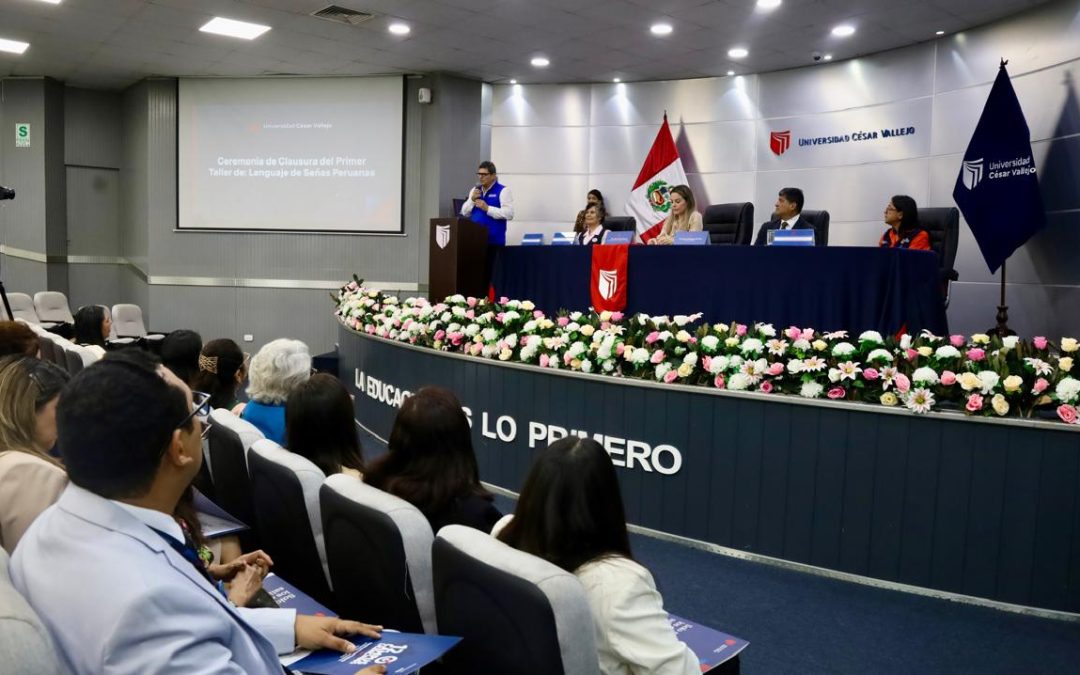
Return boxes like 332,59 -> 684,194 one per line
952,63 -> 1045,273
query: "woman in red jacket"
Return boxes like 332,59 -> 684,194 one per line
879,194 -> 930,250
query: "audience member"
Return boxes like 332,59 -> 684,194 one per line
0,357 -> 69,553
286,373 -> 365,478
648,185 -> 702,245
0,547 -> 62,674
754,187 -> 813,245
239,338 -> 311,445
574,189 -> 605,232
0,321 -> 39,358
364,386 -> 501,533
191,338 -> 248,410
879,194 -> 930,250
497,437 -> 698,675
575,203 -> 609,245
160,329 -> 203,386
72,305 -> 110,357
11,356 -> 384,673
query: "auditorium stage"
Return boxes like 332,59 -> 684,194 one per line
340,324 -> 1080,615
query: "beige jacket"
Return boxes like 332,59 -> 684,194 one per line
0,450 -> 67,554
652,211 -> 703,245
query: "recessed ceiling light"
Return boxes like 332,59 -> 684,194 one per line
756,0 -> 782,9
0,38 -> 30,55
200,17 -> 271,40
726,70 -> 735,76
530,56 -> 549,67
613,78 -> 621,83
650,23 -> 673,36
388,22 -> 410,35
37,0 -> 62,4
831,24 -> 855,37
824,54 -> 833,61
936,30 -> 945,36
509,79 -> 518,84
728,47 -> 748,59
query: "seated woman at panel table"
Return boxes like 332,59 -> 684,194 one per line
73,305 -> 111,358
878,194 -> 930,250
236,338 -> 311,445
496,437 -> 698,675
364,386 -> 502,533
286,373 -> 365,479
647,184 -> 702,246
574,189 -> 606,233
575,203 -> 609,245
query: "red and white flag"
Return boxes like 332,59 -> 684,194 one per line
625,115 -> 689,243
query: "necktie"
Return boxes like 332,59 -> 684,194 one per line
781,220 -> 789,230
150,526 -> 220,589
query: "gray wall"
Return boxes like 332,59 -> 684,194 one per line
489,0 -> 1080,339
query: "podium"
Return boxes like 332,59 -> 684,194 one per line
428,217 -> 490,302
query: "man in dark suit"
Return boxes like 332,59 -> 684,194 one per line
753,187 -> 814,245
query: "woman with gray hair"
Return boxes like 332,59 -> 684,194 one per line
237,338 -> 311,445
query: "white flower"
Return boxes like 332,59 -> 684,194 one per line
880,366 -> 898,386
481,328 -> 499,342
800,382 -> 824,398
787,359 -> 803,374
654,362 -> 673,381
835,361 -> 863,381
481,344 -> 498,358
683,352 -> 698,366
934,345 -> 961,359
724,337 -> 741,348
828,368 -> 841,383
569,311 -> 583,322
676,330 -> 692,343
919,330 -> 942,342
802,356 -> 827,372
740,338 -> 764,355
523,320 -> 538,332
859,330 -> 884,344
824,331 -> 849,340
727,373 -> 751,390
899,334 -> 913,350
792,339 -> 812,352
1024,357 -> 1053,376
977,371 -> 1000,395
566,322 -> 581,333
707,355 -> 729,374
831,342 -> 856,357
631,347 -> 650,365
739,358 -> 768,384
766,339 -> 789,356
1055,377 -> 1080,403
568,341 -> 587,358
521,300 -> 535,311
912,367 -> 940,385
520,346 -> 537,361
756,323 -> 777,338
502,310 -> 521,322
580,359 -> 593,373
673,315 -> 691,327
728,355 -> 745,369
701,335 -> 720,352
452,306 -> 466,318
904,388 -> 935,414
867,349 -> 894,364
464,324 -> 480,337
1001,335 -> 1019,351
448,294 -> 465,304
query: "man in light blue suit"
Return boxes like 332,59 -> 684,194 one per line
11,356 -> 385,674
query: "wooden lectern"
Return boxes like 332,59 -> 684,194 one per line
428,217 -> 490,302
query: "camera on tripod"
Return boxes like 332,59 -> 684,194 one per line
0,186 -> 14,201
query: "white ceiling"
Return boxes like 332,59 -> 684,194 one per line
0,0 -> 1051,91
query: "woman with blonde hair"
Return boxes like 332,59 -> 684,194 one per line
0,356 -> 70,553
647,185 -> 702,246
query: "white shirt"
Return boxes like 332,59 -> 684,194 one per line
779,213 -> 801,229
460,183 -> 515,221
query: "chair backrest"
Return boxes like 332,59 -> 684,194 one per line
37,335 -> 57,364
919,207 -> 960,273
702,202 -> 755,245
800,209 -> 830,246
110,304 -> 148,338
32,292 -> 74,324
603,216 -> 636,232
204,409 -> 264,540
320,474 -> 436,634
4,293 -> 39,323
432,525 -> 599,675
248,439 -> 333,608
61,343 -> 84,375
0,549 -> 63,675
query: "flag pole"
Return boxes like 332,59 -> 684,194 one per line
992,259 -> 1014,336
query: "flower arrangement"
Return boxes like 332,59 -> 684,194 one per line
334,278 -> 1080,426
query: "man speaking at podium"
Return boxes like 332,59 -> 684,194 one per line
459,161 -> 515,245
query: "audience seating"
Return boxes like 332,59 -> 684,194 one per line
800,210 -> 830,246
203,409 -> 264,547
603,216 -> 636,232
919,207 -> 961,308
248,438 -> 334,609
432,525 -> 599,675
702,202 -> 755,245
0,549 -> 63,674
3,293 -> 40,324
32,292 -> 75,329
320,474 -> 436,634
110,304 -> 165,343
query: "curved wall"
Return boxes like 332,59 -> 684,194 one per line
487,0 -> 1080,339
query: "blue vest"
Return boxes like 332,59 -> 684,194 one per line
469,182 -> 507,246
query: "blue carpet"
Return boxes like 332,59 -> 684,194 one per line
359,429 -> 1080,673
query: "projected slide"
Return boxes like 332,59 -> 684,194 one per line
178,77 -> 404,233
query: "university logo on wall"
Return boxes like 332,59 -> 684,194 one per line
961,159 -> 984,190
435,224 -> 451,249
770,130 -> 791,156
598,269 -> 619,300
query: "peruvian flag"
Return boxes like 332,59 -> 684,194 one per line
626,114 -> 689,243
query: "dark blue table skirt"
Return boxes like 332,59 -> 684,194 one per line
492,245 -> 948,334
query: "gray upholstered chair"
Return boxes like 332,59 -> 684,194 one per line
202,409 -> 265,546
110,304 -> 165,343
432,525 -> 600,675
321,474 -> 436,633
32,292 -> 75,329
603,215 -> 636,233
4,294 -> 40,323
799,209 -> 830,246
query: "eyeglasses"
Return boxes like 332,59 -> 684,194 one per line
885,205 -> 898,212
476,172 -> 491,177
176,391 -> 213,439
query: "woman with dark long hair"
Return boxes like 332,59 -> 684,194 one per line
285,374 -> 365,478
497,437 -> 698,675
879,194 -> 930,250
73,305 -> 111,357
191,338 -> 248,411
364,386 -> 500,533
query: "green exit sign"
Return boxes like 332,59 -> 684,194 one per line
15,123 -> 30,148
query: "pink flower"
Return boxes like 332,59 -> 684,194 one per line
800,329 -> 815,340
616,344 -> 626,356
950,334 -> 966,347
966,348 -> 986,362
1058,404 -> 1078,424
785,326 -> 802,340
496,312 -> 506,323
557,317 -> 570,327
499,296 -> 510,304
663,370 -> 678,384
650,350 -> 666,364
467,297 -> 478,308
520,336 -> 530,346
702,356 -> 713,371
470,343 -> 483,356
365,325 -> 375,335
767,362 -> 785,376
894,373 -> 911,393
760,381 -> 774,394
1033,377 -> 1050,394
864,367 -> 880,381
1034,336 -> 1048,350
448,332 -> 464,346
434,329 -> 446,341
393,319 -> 402,328
689,336 -> 698,344
827,386 -> 846,399
941,371 -> 957,386
966,394 -> 984,412
539,354 -> 550,368
563,352 -> 574,365
735,324 -> 748,336
645,331 -> 661,344
611,312 -> 624,322
533,310 -> 545,319
714,375 -> 726,389
905,348 -> 918,361
465,310 -> 476,320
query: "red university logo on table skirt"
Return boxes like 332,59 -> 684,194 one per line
590,245 -> 629,311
